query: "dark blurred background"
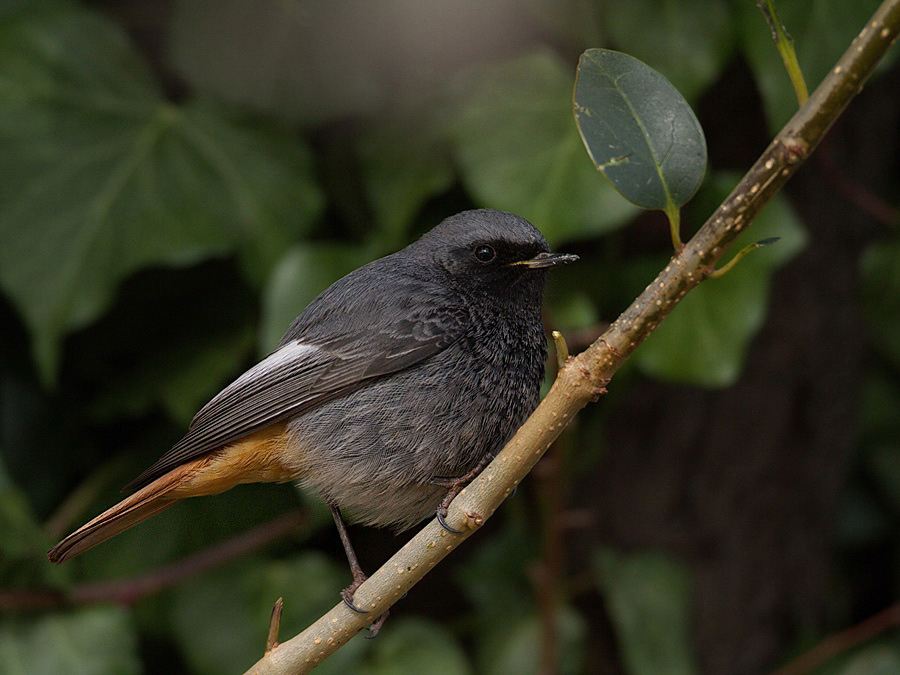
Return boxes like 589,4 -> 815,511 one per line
1,1 -> 898,673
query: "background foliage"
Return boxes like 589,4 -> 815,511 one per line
1,0 -> 898,673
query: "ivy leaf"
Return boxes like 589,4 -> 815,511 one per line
0,453 -> 66,588
170,552 -> 368,675
451,50 -> 639,246
358,113 -> 455,249
477,607 -> 586,675
368,618 -> 472,675
633,174 -> 806,387
0,606 -> 140,675
601,0 -> 736,102
594,547 -> 699,675
0,6 -> 322,383
260,244 -> 370,354
574,49 -> 707,213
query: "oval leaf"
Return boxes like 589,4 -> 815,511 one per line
573,49 -> 707,211
451,50 -> 639,245
602,0 -> 736,102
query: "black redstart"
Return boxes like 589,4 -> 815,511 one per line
48,209 -> 577,622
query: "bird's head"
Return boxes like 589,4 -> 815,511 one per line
412,209 -> 578,299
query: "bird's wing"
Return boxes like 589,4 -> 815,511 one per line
124,299 -> 469,492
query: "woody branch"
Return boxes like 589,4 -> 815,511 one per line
247,1 -> 900,672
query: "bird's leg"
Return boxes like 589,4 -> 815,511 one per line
328,502 -> 389,637
430,453 -> 494,534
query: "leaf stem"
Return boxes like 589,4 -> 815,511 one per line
666,203 -> 683,250
757,0 -> 810,105
706,238 -> 780,279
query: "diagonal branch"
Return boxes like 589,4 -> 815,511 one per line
246,2 -> 900,672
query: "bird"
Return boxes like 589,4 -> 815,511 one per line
48,208 -> 577,626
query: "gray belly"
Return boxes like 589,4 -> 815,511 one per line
285,348 -> 540,530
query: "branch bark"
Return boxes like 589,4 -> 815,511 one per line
246,2 -> 900,672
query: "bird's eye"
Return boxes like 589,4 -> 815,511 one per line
474,245 -> 496,263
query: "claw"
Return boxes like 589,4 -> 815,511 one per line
365,611 -> 390,638
436,508 -> 463,534
341,587 -> 368,614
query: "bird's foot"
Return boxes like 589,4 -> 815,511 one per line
340,575 -> 369,614
340,574 -> 389,637
431,455 -> 494,534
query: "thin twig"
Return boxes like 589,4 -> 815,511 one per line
0,511 -> 306,610
533,430 -> 572,675
816,140 -> 897,226
773,602 -> 900,675
72,511 -> 306,605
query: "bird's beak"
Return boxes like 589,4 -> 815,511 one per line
511,252 -> 580,269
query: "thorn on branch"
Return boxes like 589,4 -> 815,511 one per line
266,597 -> 283,653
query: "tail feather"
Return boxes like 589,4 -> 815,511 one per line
47,424 -> 296,563
47,465 -> 192,564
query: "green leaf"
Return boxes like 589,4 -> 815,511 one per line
594,547 -> 698,675
0,6 -> 322,383
260,244 -> 370,354
455,520 -> 535,618
0,453 -> 65,588
0,606 -> 140,675
601,0 -> 736,102
739,0 -> 892,130
171,552 -> 367,675
835,645 -> 900,675
451,50 -> 639,246
358,114 -> 455,248
368,618 -> 472,675
633,173 -> 806,387
574,49 -> 707,212
477,607 -> 586,675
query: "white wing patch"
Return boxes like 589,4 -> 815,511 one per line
228,342 -> 319,389
188,341 -> 321,430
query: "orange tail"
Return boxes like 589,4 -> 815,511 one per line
47,465 -> 191,563
48,424 -> 296,564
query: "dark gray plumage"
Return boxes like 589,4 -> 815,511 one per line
50,209 -> 576,569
